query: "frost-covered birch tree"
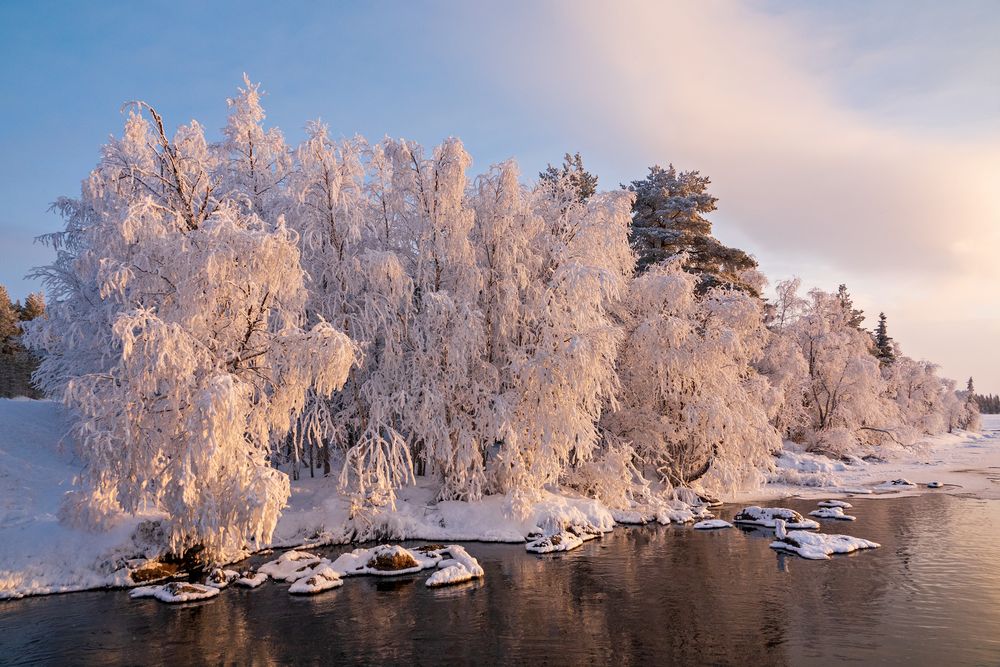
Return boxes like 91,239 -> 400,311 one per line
27,90 -> 355,559
606,258 -> 780,496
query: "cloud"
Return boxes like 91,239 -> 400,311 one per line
455,0 -> 1000,387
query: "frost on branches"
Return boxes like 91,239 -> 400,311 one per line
23,78 -> 979,558
27,87 -> 355,559
605,258 -> 780,498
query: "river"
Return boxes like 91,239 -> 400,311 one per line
2,493 -> 999,665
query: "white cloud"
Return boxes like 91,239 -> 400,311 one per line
457,0 -> 1000,388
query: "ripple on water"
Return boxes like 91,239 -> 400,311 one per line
1,494 -> 1000,666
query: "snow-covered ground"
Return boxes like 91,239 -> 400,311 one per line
2,398 -> 998,599
741,413 -> 1000,503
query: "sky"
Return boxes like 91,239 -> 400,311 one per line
0,0 -> 997,390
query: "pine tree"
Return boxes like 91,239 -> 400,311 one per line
538,152 -> 598,203
0,286 -> 21,353
836,284 -> 866,330
627,165 -> 758,291
873,312 -> 895,365
20,292 -> 46,321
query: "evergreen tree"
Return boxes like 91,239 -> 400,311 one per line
0,286 -> 21,353
836,284 -> 866,330
20,292 -> 46,321
873,312 -> 895,365
627,165 -> 757,291
967,377 -> 975,393
538,152 -> 598,203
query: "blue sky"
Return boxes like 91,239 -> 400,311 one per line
1,1 -> 998,389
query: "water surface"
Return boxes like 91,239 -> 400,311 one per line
2,494 -> 999,665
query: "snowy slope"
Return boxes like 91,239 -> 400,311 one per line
0,399 -> 162,598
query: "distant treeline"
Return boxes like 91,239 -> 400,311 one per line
973,394 -> 1000,414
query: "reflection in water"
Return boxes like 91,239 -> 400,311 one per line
2,495 -> 1000,665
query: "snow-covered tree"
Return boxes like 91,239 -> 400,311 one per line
217,75 -> 293,221
489,177 -> 635,498
627,165 -> 757,290
873,312 -> 895,365
606,258 -> 780,496
538,152 -> 598,203
27,95 -> 356,559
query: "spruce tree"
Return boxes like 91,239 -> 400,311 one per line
836,284 -> 866,330
627,164 -> 758,291
0,286 -> 21,353
873,312 -> 895,365
20,292 -> 45,321
539,152 -> 598,203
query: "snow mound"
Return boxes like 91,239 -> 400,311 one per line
129,581 -> 220,603
610,499 -> 712,525
817,500 -> 853,508
331,544 -> 435,577
288,565 -> 343,595
259,550 -> 322,582
808,507 -> 857,521
205,568 -> 239,589
424,545 -> 484,588
732,506 -> 820,530
234,571 -> 268,588
525,531 -> 584,554
693,519 -> 732,530
769,519 -> 879,560
769,447 -> 851,487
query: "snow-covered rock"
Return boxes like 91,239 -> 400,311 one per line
769,519 -> 879,560
129,581 -> 220,603
288,565 -> 343,595
808,507 -> 857,521
693,519 -> 732,530
525,531 -> 584,554
234,571 -> 268,588
331,545 -> 431,577
927,481 -> 943,488
425,545 -> 485,588
258,550 -> 323,582
205,568 -> 240,589
874,479 -> 917,490
817,500 -> 853,508
732,506 -> 820,530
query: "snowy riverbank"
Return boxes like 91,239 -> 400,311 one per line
2,399 -> 997,600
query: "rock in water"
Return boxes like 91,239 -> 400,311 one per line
733,506 -> 820,530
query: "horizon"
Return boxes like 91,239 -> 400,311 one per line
1,1 -> 997,390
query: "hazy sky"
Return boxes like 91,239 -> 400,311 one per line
1,1 -> 997,389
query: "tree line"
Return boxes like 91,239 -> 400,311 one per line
23,78 -> 981,559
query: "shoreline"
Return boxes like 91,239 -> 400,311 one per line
2,402 -> 998,601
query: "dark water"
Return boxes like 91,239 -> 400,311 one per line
2,494 -> 1000,666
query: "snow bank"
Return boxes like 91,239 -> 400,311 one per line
693,519 -> 732,530
0,399 -> 163,599
129,582 -> 219,603
733,506 -> 820,530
